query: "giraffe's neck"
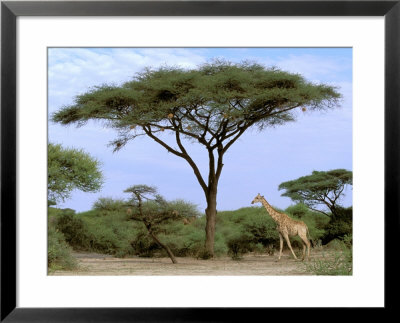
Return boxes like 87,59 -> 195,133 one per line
261,198 -> 283,223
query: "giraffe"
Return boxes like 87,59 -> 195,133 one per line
251,193 -> 311,261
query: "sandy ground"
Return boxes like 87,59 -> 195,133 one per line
49,250 -> 326,276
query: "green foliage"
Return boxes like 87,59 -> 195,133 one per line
83,214 -> 136,257
216,207 -> 280,259
48,143 -> 103,203
93,197 -> 126,215
55,209 -> 92,250
322,207 -> 352,244
219,207 -> 279,239
213,233 -> 229,257
158,221 -> 203,257
54,189 -> 201,259
130,229 -> 161,257
48,214 -> 77,271
279,169 -> 352,217
226,231 -> 252,260
52,61 -> 341,153
124,185 -> 200,243
48,200 -> 57,207
50,200 -> 351,262
52,60 -> 341,256
55,208 -> 137,257
285,203 -> 309,218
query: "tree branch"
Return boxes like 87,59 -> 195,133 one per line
306,206 -> 330,217
173,125 -> 208,194
142,126 -> 185,158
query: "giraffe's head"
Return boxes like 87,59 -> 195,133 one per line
251,193 -> 264,205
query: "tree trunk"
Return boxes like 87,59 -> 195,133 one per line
204,188 -> 217,258
149,231 -> 178,264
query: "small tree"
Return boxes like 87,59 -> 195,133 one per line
124,185 -> 199,264
278,169 -> 352,218
48,143 -> 103,203
52,60 -> 341,256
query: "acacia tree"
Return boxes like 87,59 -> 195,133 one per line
278,169 -> 353,217
52,60 -> 341,257
48,143 -> 103,204
124,185 -> 199,264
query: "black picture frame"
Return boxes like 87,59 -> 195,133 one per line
1,1 -> 398,321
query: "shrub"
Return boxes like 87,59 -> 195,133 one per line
92,197 -> 126,214
51,201 -> 351,262
197,248 -> 214,260
285,203 -> 309,218
322,207 -> 352,244
342,234 -> 353,248
254,242 -> 267,254
160,221 -> 204,257
218,207 -> 279,247
48,217 -> 77,271
83,212 -> 139,257
213,232 -> 229,257
227,237 -> 249,260
130,230 -> 161,257
55,208 -> 138,257
56,209 -> 92,250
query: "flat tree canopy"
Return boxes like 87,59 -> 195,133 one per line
278,169 -> 352,217
52,60 -> 341,256
48,143 -> 103,203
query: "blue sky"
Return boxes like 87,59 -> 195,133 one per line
48,47 -> 352,213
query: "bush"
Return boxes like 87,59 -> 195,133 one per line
285,203 -> 309,218
55,208 -> 138,257
92,197 -> 126,215
130,230 -> 161,257
48,216 -> 77,271
83,212 -> 139,257
218,207 -> 279,246
56,209 -> 92,250
160,221 -> 204,257
227,237 -> 249,260
50,201 -> 351,261
322,207 -> 352,244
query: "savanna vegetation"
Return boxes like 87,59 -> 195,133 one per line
48,61 -> 351,275
48,173 -> 352,274
52,60 -> 341,257
48,143 -> 103,271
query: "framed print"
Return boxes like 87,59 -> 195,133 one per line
1,0 -> 399,321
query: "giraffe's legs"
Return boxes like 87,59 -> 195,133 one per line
301,242 -> 306,261
299,233 -> 311,261
277,233 -> 284,261
283,233 -> 298,260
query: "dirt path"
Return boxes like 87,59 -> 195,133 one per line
50,251 -> 323,276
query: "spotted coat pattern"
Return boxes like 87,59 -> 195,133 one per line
251,193 -> 311,261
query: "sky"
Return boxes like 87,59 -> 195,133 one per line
48,47 -> 352,213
